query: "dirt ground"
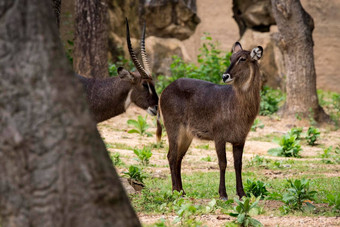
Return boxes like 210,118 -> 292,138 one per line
98,105 -> 340,227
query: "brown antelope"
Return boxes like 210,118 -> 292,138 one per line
77,19 -> 158,123
157,42 -> 263,199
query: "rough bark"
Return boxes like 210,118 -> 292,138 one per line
74,0 -> 109,78
0,0 -> 140,226
271,0 -> 329,122
52,0 -> 61,28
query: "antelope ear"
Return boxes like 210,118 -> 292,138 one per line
250,46 -> 263,60
118,67 -> 135,82
232,42 -> 243,53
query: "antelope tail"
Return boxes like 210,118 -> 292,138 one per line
156,111 -> 162,143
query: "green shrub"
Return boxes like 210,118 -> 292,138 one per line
229,196 -> 263,227
108,56 -> 135,77
281,179 -> 316,212
259,86 -> 284,116
268,134 -> 302,158
251,119 -> 264,132
133,146 -> 153,165
156,34 -> 231,93
123,165 -> 146,183
306,126 -> 320,146
244,179 -> 269,199
127,115 -> 152,137
321,146 -> 340,164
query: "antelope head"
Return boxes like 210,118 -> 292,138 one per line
119,19 -> 158,116
222,42 -> 263,91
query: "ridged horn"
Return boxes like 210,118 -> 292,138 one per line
141,21 -> 151,77
126,18 -> 149,79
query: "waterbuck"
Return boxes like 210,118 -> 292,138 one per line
157,42 -> 263,199
77,19 -> 158,123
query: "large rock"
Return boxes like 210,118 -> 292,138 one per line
232,0 -> 276,36
142,0 -> 200,40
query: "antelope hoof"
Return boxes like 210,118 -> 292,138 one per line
220,196 -> 229,201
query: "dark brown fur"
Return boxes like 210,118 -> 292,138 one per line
77,72 -> 158,123
157,42 -> 263,199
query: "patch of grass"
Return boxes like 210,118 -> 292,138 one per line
201,156 -> 212,162
110,152 -> 123,166
195,144 -> 210,150
249,133 -> 281,142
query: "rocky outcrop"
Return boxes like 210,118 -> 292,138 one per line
108,0 -> 200,63
141,0 -> 200,40
232,0 -> 276,36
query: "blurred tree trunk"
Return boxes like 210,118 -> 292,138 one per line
271,0 -> 329,122
0,1 -> 140,226
52,0 -> 61,28
74,0 -> 109,78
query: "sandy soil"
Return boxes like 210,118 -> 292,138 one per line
98,105 -> 340,227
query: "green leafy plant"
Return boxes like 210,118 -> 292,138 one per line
123,165 -> 146,183
229,196 -> 263,227
306,126 -> 320,146
321,146 -> 340,164
156,34 -> 231,93
108,56 -> 135,77
244,179 -> 269,199
127,115 -> 152,137
268,134 -> 302,158
110,152 -> 123,166
251,119 -> 264,132
326,193 -> 340,213
281,179 -> 316,212
259,86 -> 284,116
133,146 -> 153,165
247,155 -> 265,167
288,127 -> 303,140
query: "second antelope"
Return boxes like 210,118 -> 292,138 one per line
157,42 -> 263,199
77,19 -> 158,123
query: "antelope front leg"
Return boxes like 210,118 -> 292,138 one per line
233,143 -> 246,198
215,140 -> 228,200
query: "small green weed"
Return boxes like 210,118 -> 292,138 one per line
201,156 -> 212,162
127,115 -> 152,137
229,196 -> 263,227
280,179 -> 316,213
321,146 -> 340,164
251,119 -> 264,132
133,146 -> 153,165
247,155 -> 265,167
259,86 -> 284,116
123,165 -> 146,183
110,152 -> 123,166
288,127 -> 303,140
306,126 -> 320,146
244,179 -> 269,199
268,134 -> 302,158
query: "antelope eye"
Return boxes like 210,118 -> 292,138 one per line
239,57 -> 246,62
142,83 -> 148,89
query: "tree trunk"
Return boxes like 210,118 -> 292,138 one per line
0,1 -> 140,226
271,0 -> 329,122
52,0 -> 61,28
73,0 -> 109,78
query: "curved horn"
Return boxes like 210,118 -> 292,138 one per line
125,18 -> 149,79
141,21 -> 151,77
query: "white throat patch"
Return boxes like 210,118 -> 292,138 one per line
242,64 -> 254,91
124,90 -> 133,110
